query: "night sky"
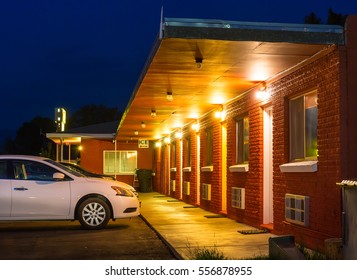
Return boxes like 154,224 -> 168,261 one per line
1,0 -> 356,138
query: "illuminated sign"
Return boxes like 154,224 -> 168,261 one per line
138,139 -> 149,148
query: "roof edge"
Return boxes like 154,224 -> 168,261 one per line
162,17 -> 344,45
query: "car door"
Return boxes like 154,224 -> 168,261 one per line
10,159 -> 71,217
0,160 -> 11,217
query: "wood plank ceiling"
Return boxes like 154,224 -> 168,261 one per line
116,18 -> 343,141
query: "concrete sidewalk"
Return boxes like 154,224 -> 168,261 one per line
139,192 -> 275,260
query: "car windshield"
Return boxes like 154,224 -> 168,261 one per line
45,159 -> 86,177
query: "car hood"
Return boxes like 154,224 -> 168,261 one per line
81,177 -> 136,191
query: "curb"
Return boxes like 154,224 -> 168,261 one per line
139,214 -> 184,260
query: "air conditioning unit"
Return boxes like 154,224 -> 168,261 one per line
285,194 -> 309,226
202,183 -> 211,201
232,187 -> 245,209
170,180 -> 176,192
183,181 -> 190,195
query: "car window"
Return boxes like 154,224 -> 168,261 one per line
0,160 -> 7,179
46,159 -> 86,177
12,160 -> 65,181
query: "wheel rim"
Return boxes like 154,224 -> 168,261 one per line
82,202 -> 106,227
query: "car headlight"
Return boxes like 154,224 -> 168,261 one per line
111,186 -> 134,197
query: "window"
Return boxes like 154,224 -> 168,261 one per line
285,194 -> 309,226
184,136 -> 191,167
236,116 -> 249,164
103,151 -> 137,175
290,91 -> 318,161
232,187 -> 245,209
0,160 -> 7,179
171,142 -> 176,168
12,160 -> 60,181
205,127 -> 213,166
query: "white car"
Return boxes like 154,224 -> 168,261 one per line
0,155 -> 140,229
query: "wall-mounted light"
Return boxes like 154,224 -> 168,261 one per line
134,130 -> 139,135
195,57 -> 203,69
155,141 -> 162,148
166,91 -> 173,102
214,110 -> 226,121
151,109 -> 156,117
175,131 -> 182,139
214,105 -> 226,121
141,122 -> 146,128
192,122 -> 200,132
260,82 -> 267,92
164,137 -> 170,144
256,82 -> 271,100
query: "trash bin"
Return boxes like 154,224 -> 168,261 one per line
136,169 -> 152,192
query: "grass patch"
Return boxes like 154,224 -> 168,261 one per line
296,244 -> 327,260
186,243 -> 228,260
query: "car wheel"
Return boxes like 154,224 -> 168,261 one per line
78,197 -> 110,230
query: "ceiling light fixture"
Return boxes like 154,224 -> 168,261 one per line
141,122 -> 146,128
134,130 -> 139,136
195,57 -> 203,69
166,91 -> 173,102
151,109 -> 156,118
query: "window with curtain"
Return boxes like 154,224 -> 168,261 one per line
205,127 -> 213,166
171,142 -> 176,168
236,116 -> 249,164
103,150 -> 137,174
289,90 -> 318,161
185,136 -> 191,167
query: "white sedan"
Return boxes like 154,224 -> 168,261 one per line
0,155 -> 140,229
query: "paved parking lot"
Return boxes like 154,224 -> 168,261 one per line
0,217 -> 177,260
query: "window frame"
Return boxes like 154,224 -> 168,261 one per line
171,141 -> 176,168
103,150 -> 137,175
235,115 -> 249,164
184,135 -> 191,168
205,127 -> 214,166
289,90 -> 318,162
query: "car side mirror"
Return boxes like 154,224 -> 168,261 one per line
53,172 -> 65,180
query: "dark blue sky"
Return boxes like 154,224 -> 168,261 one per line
1,0 -> 356,135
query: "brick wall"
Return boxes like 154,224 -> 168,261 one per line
225,93 -> 265,228
271,48 -> 342,250
150,45 -> 347,253
198,114 -> 223,213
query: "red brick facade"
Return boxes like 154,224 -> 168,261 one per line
157,46 -> 348,253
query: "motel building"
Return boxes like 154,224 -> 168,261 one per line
48,15 -> 357,257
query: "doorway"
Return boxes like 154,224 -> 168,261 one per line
263,107 -> 273,225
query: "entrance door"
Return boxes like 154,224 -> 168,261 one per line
221,123 -> 227,213
263,107 -> 273,225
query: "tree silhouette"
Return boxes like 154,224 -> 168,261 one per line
304,8 -> 347,26
4,116 -> 56,156
1,105 -> 122,156
327,8 -> 347,26
304,12 -> 321,24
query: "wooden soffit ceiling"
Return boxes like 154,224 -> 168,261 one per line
116,18 -> 344,141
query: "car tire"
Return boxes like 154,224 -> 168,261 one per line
77,197 -> 111,230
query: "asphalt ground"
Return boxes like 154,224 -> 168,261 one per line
0,192 -> 274,260
0,218 -> 177,260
